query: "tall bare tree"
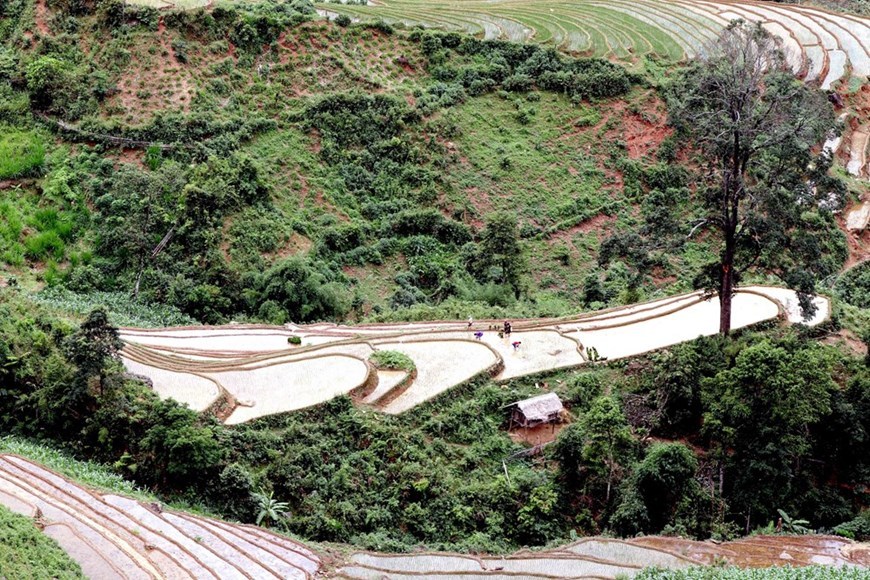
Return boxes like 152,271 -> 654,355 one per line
669,21 -> 844,334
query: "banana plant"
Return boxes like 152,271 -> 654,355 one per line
254,489 -> 290,527
777,509 -> 811,535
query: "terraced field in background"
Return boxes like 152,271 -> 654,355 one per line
1,452 -> 867,578
339,535 -> 870,578
120,286 -> 830,424
318,0 -> 869,85
313,0 -> 870,178
0,454 -> 321,579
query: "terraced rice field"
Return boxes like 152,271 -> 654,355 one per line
338,535 -> 870,578
2,452 -> 866,578
119,286 -> 830,423
0,454 -> 321,579
319,0 -> 870,85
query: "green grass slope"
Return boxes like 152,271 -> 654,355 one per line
0,504 -> 84,580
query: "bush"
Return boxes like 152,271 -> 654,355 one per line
254,258 -> 350,322
835,509 -> 870,541
369,350 -> 416,372
413,32 -> 634,101
635,443 -> 698,531
365,19 -> 394,35
392,209 -> 471,246
836,261 -> 870,309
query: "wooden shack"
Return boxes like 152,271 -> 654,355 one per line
507,392 -> 564,430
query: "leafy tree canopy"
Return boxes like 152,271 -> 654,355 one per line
666,20 -> 845,333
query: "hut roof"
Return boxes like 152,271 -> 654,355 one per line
514,392 -> 563,422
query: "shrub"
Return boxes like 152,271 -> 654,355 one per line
392,209 -> 471,245
319,223 -> 366,254
635,443 -> 698,531
365,19 -> 394,35
369,350 -> 416,372
254,258 -> 350,322
835,509 -> 870,541
25,55 -> 68,108
836,261 -> 870,309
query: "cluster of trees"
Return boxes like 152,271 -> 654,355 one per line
163,0 -> 315,52
414,31 -> 635,101
61,134 -> 529,322
552,329 -> 870,540
297,92 -> 530,310
0,295 -> 227,496
3,0 -> 647,322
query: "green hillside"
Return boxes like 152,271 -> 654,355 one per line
0,0 -> 796,325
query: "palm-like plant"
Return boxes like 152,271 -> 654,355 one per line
777,509 -> 811,535
253,489 -> 290,527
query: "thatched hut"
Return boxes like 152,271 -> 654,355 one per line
507,392 -> 564,430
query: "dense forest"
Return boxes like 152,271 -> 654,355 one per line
0,0 -> 868,557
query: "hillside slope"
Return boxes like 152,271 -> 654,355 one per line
0,0 -> 854,326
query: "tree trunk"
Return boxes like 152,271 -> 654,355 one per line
718,264 -> 734,335
718,161 -> 739,336
718,231 -> 736,335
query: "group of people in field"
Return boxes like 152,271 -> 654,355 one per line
467,317 -> 521,351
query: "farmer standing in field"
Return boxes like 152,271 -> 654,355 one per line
467,316 -> 474,329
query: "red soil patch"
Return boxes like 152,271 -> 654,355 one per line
549,214 -> 617,246
34,0 -> 50,36
621,112 -> 672,159
606,98 -> 671,160
461,185 -> 492,228
114,148 -> 145,167
821,329 -> 868,359
839,84 -> 870,176
104,17 -> 198,124
650,266 -> 678,287
838,203 -> 870,272
273,22 -> 422,96
267,232 -> 313,261
574,213 -> 615,235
